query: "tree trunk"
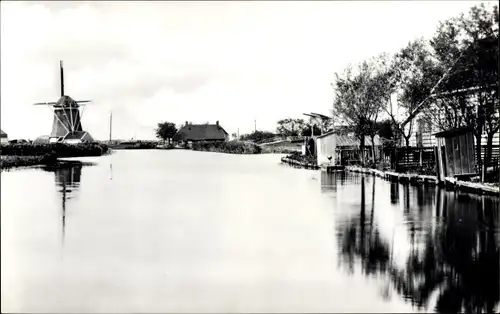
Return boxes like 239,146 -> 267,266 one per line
404,135 -> 410,171
484,132 -> 495,168
370,135 -> 376,164
475,132 -> 483,182
360,134 -> 366,166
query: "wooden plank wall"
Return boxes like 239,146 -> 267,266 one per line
466,132 -> 476,173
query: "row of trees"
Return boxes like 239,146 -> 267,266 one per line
275,118 -> 330,137
237,118 -> 332,142
332,3 -> 498,167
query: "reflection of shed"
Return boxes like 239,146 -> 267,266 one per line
434,127 -> 476,181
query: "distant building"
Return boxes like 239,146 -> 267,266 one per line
173,121 -> 229,145
1,129 -> 8,144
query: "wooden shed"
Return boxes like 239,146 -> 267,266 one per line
434,127 -> 476,182
315,131 -> 336,166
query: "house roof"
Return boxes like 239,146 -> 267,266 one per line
433,127 -> 473,138
0,129 -> 7,138
173,123 -> 228,141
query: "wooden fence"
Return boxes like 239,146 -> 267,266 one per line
391,145 -> 498,176
392,147 -> 436,173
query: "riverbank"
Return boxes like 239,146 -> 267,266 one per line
0,154 -> 57,170
192,140 -> 261,154
281,152 -> 319,170
0,142 -> 109,169
346,165 -> 500,196
261,146 -> 298,154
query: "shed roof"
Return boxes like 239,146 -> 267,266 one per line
173,123 -> 228,142
433,127 -> 474,138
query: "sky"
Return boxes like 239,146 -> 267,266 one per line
0,1 -> 491,140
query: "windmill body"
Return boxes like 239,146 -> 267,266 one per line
34,61 -> 94,144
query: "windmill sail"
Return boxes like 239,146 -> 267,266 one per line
60,60 -> 64,96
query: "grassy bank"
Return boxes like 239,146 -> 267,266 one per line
0,142 -> 109,169
284,151 -> 316,164
0,142 -> 109,157
0,154 -> 57,169
261,146 -> 297,154
192,140 -> 261,154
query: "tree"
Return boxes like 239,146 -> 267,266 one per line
385,38 -> 443,148
333,54 -> 394,164
377,119 -> 394,140
300,123 -> 322,137
276,118 -> 307,137
155,121 -> 178,144
427,3 -> 499,172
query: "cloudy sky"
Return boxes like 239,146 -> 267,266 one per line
0,1 -> 488,140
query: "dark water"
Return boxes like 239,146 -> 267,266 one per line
1,150 -> 498,313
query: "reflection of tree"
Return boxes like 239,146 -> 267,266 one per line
331,174 -> 499,313
390,182 -> 399,205
390,193 -> 499,313
338,177 -> 391,276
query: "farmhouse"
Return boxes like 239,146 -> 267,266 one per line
1,129 -> 8,144
173,121 -> 229,146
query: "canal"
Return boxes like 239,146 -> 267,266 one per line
1,150 -> 499,313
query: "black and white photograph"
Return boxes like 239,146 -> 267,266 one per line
1,1 -> 499,313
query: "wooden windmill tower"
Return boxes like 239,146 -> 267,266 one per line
34,61 -> 94,144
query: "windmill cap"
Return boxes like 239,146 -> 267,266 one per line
54,96 -> 79,107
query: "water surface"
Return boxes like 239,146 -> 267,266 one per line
1,150 -> 498,313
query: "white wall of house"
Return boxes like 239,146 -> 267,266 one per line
1,137 -> 8,144
402,111 -> 438,147
316,133 -> 336,166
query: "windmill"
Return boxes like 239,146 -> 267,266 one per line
34,61 -> 94,144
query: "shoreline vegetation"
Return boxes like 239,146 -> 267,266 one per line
0,143 -> 109,170
190,140 -> 298,154
192,140 -> 261,154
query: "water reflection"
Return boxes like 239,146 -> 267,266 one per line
320,171 -> 345,192
322,173 -> 500,313
42,162 -> 88,246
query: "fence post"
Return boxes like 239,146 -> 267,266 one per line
395,148 -> 399,172
419,148 -> 423,167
